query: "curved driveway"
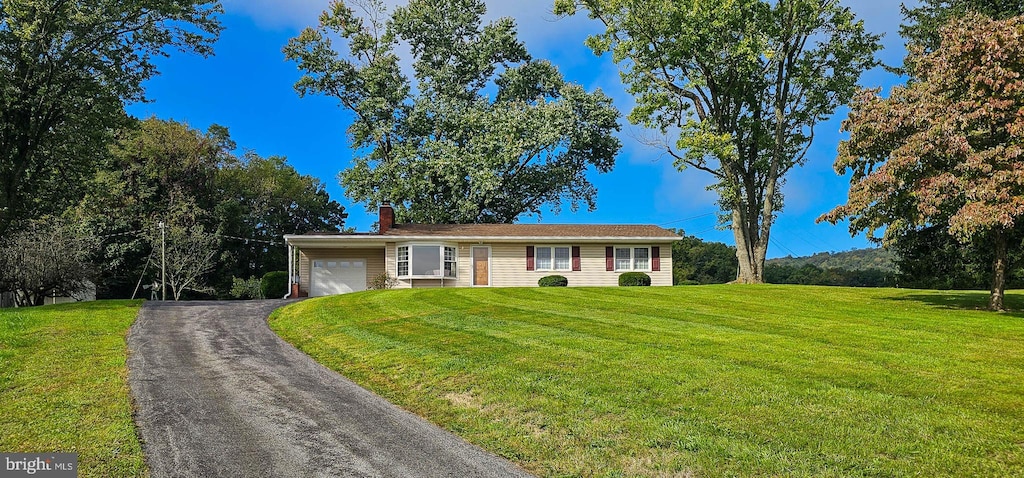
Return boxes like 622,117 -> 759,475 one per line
128,301 -> 530,478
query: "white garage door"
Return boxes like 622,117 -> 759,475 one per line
310,259 -> 367,296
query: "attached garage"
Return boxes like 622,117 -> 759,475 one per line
310,259 -> 367,296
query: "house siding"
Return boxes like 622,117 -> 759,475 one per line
298,248 -> 386,293
486,243 -> 673,287
377,242 -> 672,288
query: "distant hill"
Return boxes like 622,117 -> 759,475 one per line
767,248 -> 896,272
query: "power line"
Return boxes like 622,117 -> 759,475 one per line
658,212 -> 717,227
770,237 -> 799,257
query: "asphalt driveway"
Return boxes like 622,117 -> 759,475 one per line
128,301 -> 530,478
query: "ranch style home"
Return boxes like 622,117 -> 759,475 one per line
283,203 -> 680,297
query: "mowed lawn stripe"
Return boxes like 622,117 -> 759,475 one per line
270,286 -> 1024,477
0,301 -> 145,478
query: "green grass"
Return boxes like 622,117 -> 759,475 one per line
270,286 -> 1024,477
0,301 -> 146,477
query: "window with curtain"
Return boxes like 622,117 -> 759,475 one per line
535,246 -> 571,271
633,247 -> 649,270
536,247 -> 552,270
615,247 -> 631,271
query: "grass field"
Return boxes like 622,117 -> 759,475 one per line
0,301 -> 146,478
271,286 -> 1024,477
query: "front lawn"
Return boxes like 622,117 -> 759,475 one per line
0,301 -> 146,477
270,286 -> 1024,477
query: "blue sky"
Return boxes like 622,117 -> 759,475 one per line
127,0 -> 915,258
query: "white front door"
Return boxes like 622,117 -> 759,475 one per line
311,259 -> 367,296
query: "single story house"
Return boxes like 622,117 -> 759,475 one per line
283,203 -> 680,296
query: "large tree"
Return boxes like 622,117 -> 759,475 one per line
554,0 -> 880,283
821,14 -> 1024,310
77,117 -> 348,298
284,0 -> 621,224
901,0 -> 1024,53
0,0 -> 222,236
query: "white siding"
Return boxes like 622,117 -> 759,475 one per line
379,241 -> 673,288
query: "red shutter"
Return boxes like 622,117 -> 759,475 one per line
526,246 -> 535,271
605,246 -> 614,271
572,246 -> 581,271
652,246 -> 661,271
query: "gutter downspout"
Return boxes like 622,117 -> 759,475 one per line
283,243 -> 293,299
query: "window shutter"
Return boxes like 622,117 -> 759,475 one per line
605,246 -> 614,271
652,246 -> 661,271
572,246 -> 581,271
526,246 -> 535,271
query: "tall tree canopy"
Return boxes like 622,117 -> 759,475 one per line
821,14 -> 1024,310
901,0 -> 1024,53
0,0 -> 222,236
77,118 -> 347,298
554,0 -> 881,283
285,0 -> 621,224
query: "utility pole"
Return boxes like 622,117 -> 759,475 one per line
159,221 -> 166,301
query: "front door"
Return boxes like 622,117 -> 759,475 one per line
472,247 -> 489,286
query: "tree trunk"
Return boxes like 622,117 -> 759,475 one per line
732,207 -> 768,283
989,228 -> 1008,311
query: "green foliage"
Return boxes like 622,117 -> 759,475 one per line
0,0 -> 222,236
0,301 -> 146,476
230,277 -> 265,300
557,0 -> 881,282
260,271 -> 289,299
78,118 -> 346,299
368,272 -> 399,290
672,233 -> 738,284
271,287 -> 1024,476
767,248 -> 896,272
618,272 -> 651,287
764,264 -> 893,287
901,1 -> 1024,55
285,0 -> 621,224
891,224 -> 1024,290
538,275 -> 568,287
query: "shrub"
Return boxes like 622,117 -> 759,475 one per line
261,271 -> 289,298
230,276 -> 264,299
538,275 -> 568,287
618,272 -> 652,287
676,279 -> 700,286
369,272 -> 399,290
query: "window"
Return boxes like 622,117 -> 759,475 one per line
615,246 -> 651,271
535,246 -> 571,271
615,247 -> 631,271
412,245 -> 441,276
536,247 -> 552,270
554,247 -> 571,270
397,246 -> 409,277
397,244 -> 457,278
444,246 -> 456,278
633,248 -> 649,270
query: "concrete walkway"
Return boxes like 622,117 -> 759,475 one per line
128,301 -> 530,478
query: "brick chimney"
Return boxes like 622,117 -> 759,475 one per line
379,201 -> 395,234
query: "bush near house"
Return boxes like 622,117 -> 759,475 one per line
618,272 -> 651,286
538,275 -> 568,287
261,271 -> 288,299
